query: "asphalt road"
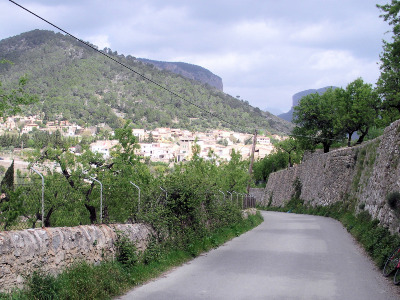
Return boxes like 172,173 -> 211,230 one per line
117,211 -> 400,300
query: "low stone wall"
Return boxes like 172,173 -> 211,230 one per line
263,119 -> 400,233
241,208 -> 258,219
249,188 -> 265,204
0,223 -> 152,292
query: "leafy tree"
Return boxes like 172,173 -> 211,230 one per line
292,88 -> 345,153
336,78 -> 380,146
112,121 -> 140,163
30,145 -> 107,224
218,150 -> 249,193
276,137 -> 301,167
0,60 -> 38,119
253,151 -> 288,183
376,1 -> 400,119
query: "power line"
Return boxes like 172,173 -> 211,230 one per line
8,0 -> 253,134
289,133 -> 345,142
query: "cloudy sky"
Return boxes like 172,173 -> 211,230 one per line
0,0 -> 391,114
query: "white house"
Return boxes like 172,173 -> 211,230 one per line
90,140 -> 119,158
257,135 -> 271,145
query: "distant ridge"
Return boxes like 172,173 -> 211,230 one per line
278,86 -> 338,122
0,29 -> 294,134
137,58 -> 223,91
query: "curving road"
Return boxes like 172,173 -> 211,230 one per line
118,211 -> 400,300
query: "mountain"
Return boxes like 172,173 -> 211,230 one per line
137,58 -> 223,91
0,29 -> 293,134
278,87 -> 338,122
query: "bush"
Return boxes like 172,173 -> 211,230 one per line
387,191 -> 400,213
115,231 -> 138,268
26,271 -> 59,300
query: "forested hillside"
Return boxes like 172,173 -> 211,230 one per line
0,30 -> 293,134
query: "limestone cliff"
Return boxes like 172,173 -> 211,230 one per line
278,86 -> 337,122
137,58 -> 223,91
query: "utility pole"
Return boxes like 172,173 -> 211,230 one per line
247,129 -> 257,194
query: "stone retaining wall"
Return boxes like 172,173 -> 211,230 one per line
263,119 -> 400,233
0,223 -> 152,292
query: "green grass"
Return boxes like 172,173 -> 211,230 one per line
0,212 -> 263,300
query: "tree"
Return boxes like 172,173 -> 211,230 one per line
376,1 -> 400,119
1,160 -> 14,193
276,138 -> 301,167
0,161 -> 23,230
292,88 -> 345,153
0,60 -> 38,119
112,121 -> 140,164
336,78 -> 380,146
252,151 -> 288,183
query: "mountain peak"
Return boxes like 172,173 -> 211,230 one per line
278,86 -> 338,122
137,58 -> 223,91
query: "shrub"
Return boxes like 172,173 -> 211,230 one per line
141,235 -> 165,265
387,191 -> 400,213
115,231 -> 138,268
26,271 -> 59,300
292,177 -> 302,200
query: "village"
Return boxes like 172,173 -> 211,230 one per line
0,115 -> 281,163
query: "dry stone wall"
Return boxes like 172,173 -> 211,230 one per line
263,119 -> 400,233
0,223 -> 152,292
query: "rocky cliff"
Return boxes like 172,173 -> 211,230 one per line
137,58 -> 223,91
263,119 -> 400,233
278,86 -> 337,122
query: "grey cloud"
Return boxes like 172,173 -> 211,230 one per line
1,0 -> 391,113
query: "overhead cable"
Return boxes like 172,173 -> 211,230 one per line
8,0 -> 253,134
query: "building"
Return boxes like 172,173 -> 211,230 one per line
257,136 -> 271,145
90,140 -> 119,158
21,123 -> 40,134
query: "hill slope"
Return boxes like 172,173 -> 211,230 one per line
0,30 -> 293,134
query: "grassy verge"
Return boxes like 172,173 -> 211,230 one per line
259,199 -> 400,270
0,212 -> 263,300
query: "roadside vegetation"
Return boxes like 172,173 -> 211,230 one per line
0,118 -> 264,299
0,212 -> 263,300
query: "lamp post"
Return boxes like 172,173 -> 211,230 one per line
31,167 -> 44,227
130,181 -> 140,212
218,190 -> 225,202
89,177 -> 103,223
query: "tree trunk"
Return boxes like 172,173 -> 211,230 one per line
347,132 -> 353,147
323,142 -> 330,153
85,203 -> 97,224
85,182 -> 97,223
44,206 -> 55,227
356,127 -> 369,145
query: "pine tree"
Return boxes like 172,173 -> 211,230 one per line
1,160 -> 14,193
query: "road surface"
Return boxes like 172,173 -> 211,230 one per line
118,211 -> 399,300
